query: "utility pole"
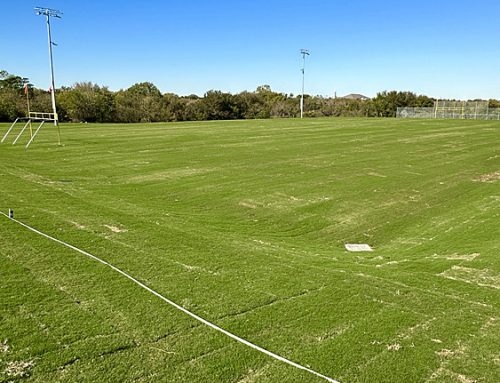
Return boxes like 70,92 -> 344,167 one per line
300,49 -> 310,119
35,7 -> 62,144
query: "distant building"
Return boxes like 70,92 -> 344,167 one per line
341,93 -> 370,100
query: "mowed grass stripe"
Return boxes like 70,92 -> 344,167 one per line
0,117 -> 498,382
0,216 -> 321,383
1,211 -> 340,382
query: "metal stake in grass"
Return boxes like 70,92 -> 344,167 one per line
35,7 -> 62,145
300,48 -> 310,119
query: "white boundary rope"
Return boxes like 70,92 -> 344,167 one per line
1,211 -> 340,383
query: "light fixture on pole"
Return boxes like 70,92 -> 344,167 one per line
300,49 -> 310,119
35,7 -> 62,144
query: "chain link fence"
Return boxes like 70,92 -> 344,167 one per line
397,101 -> 500,120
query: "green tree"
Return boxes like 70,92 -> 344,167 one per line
234,91 -> 269,119
0,70 -> 30,91
161,93 -> 186,121
372,91 -> 420,117
0,70 -> 34,121
489,99 -> 500,108
115,82 -> 162,122
197,90 -> 240,120
57,82 -> 115,122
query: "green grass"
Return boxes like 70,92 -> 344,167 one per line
0,117 -> 499,383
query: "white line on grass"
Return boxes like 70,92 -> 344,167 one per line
0,211 -> 340,383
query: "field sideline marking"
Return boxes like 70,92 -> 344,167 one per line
0,211 -> 340,383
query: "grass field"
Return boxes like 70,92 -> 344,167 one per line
0,117 -> 499,383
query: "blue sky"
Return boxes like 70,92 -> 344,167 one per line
1,0 -> 499,99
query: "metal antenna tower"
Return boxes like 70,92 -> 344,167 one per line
35,7 -> 62,144
300,49 -> 310,119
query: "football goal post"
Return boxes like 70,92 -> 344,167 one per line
1,112 -> 58,149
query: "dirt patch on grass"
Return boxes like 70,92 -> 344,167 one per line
437,349 -> 459,358
376,260 -> 404,268
427,368 -> 477,383
430,253 -> 480,261
104,224 -> 127,233
70,221 -> 86,230
0,340 -> 9,353
126,167 -> 216,183
174,261 -> 220,276
400,317 -> 437,339
239,200 -> 259,209
236,364 -> 271,383
305,324 -> 352,343
439,266 -> 499,289
474,171 -> 500,183
454,373 -> 477,383
20,173 -> 55,186
494,354 -> 500,366
367,172 -> 387,178
4,360 -> 34,378
427,343 -> 470,381
387,343 -> 401,351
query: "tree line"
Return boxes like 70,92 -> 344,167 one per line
1,70 -> 498,123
